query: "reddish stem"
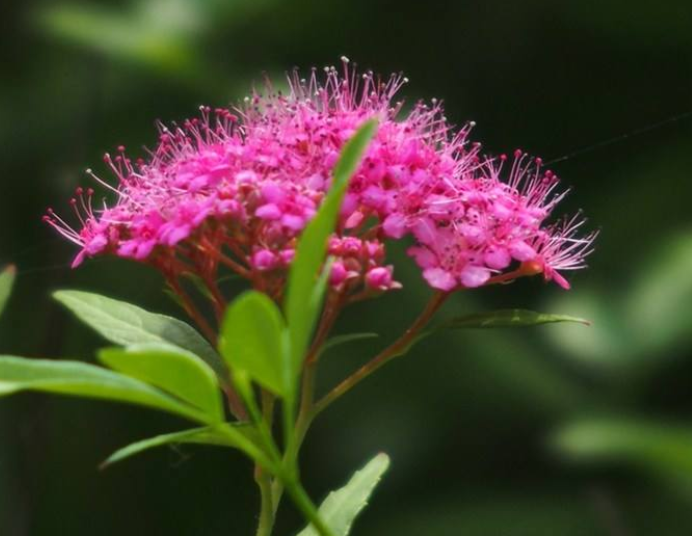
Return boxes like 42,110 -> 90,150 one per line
166,275 -> 217,343
313,291 -> 449,416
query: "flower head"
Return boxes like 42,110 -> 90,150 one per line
46,58 -> 594,300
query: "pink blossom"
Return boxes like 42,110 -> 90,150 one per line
404,151 -> 595,291
45,59 -> 594,298
365,266 -> 397,290
251,249 -> 278,271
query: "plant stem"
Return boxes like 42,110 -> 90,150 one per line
202,274 -> 227,324
166,274 -> 248,420
259,292 -> 447,536
270,292 -> 447,520
285,480 -> 335,536
166,276 -> 217,343
270,294 -> 341,513
222,383 -> 249,421
313,291 -> 448,416
305,291 -> 344,365
254,466 -> 275,536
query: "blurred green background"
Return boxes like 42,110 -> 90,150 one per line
1,0 -> 692,534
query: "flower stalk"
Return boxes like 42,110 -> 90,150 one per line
313,291 -> 449,417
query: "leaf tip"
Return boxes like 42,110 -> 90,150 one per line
52,289 -> 69,302
374,452 -> 391,467
98,456 -> 115,471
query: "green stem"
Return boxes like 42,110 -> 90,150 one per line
285,480 -> 335,536
270,476 -> 283,516
272,292 -> 343,513
291,361 -> 317,458
313,292 -> 448,416
271,363 -> 317,513
254,466 -> 275,536
271,292 -> 447,524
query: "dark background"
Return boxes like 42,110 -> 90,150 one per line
1,0 -> 692,534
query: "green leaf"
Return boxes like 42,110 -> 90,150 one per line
101,423 -> 269,468
553,417 -> 692,478
98,344 -> 223,423
285,119 -> 377,376
35,3 -> 199,75
220,291 -> 289,397
53,290 -> 226,378
297,453 -> 390,536
0,265 -> 16,319
0,356 -> 207,423
318,333 -> 379,359
442,309 -> 590,329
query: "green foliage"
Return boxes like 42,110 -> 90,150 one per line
0,356 -> 209,423
0,265 -> 15,319
35,2 -> 200,75
442,309 -> 590,329
384,309 -> 589,365
297,453 -> 390,536
625,234 -> 692,353
54,290 -> 225,377
99,344 -> 224,423
546,232 -> 692,370
285,119 -> 377,377
359,492 -> 605,536
33,0 -> 278,92
554,417 -> 692,480
220,291 -> 289,398
102,423 -> 266,468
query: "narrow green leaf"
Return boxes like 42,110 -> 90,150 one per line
101,423 -> 269,468
220,291 -> 288,397
338,309 -> 586,368
297,453 -> 390,536
443,309 -> 590,329
285,119 -> 377,376
0,265 -> 16,319
0,356 -> 207,423
53,290 -> 225,377
347,308 -> 587,367
98,344 -> 223,423
318,333 -> 379,359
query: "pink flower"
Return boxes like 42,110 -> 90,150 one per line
46,59 -> 594,299
422,268 -> 457,291
251,249 -> 278,271
330,261 -> 350,286
365,266 -> 398,290
404,151 -> 595,291
527,214 -> 598,289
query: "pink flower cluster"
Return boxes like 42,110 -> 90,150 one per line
46,58 -> 595,296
